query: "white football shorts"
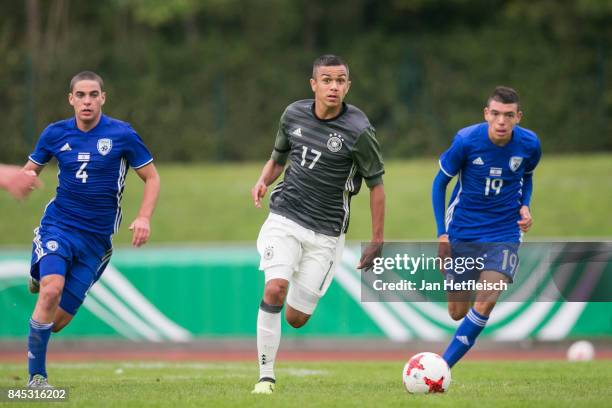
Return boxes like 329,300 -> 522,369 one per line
256,213 -> 345,314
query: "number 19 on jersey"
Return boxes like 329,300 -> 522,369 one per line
485,177 -> 503,196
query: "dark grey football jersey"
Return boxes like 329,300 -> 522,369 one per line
268,99 -> 384,237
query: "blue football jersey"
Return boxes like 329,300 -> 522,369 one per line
29,114 -> 153,236
439,122 -> 541,242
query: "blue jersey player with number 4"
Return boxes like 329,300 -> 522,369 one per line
23,71 -> 160,388
432,86 -> 541,368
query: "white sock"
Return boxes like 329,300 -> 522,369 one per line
257,304 -> 282,381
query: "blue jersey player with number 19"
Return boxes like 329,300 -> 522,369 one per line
432,86 -> 541,368
23,71 -> 160,388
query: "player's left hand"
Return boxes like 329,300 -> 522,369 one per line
357,241 -> 383,270
251,180 -> 268,208
517,205 -> 532,232
129,216 -> 151,247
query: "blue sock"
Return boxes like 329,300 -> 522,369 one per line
443,308 -> 488,368
28,319 -> 53,380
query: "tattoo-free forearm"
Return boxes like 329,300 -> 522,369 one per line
370,184 -> 385,243
137,172 -> 160,220
258,159 -> 285,186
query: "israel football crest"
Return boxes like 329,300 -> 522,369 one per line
97,138 -> 112,156
509,156 -> 523,172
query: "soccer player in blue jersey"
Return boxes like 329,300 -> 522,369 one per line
432,86 -> 541,368
23,71 -> 160,388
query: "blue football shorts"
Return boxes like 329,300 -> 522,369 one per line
30,224 -> 112,315
444,241 -> 520,289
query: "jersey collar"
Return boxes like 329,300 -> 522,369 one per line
70,113 -> 108,133
311,102 -> 348,122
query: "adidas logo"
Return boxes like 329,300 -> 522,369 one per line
60,143 -> 72,152
28,351 -> 35,359
292,128 -> 302,137
456,335 -> 470,346
261,354 -> 267,365
472,157 -> 484,165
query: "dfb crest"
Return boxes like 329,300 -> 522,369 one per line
327,133 -> 344,152
97,138 -> 112,156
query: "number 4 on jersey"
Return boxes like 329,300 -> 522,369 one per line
76,162 -> 88,183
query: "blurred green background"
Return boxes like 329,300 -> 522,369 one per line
1,0 -> 610,163
0,0 -> 610,245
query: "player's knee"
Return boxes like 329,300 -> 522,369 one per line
264,283 -> 287,305
285,304 -> 311,328
448,307 -> 468,321
449,311 -> 465,321
286,314 -> 309,328
287,314 -> 309,328
51,322 -> 65,333
288,320 -> 305,328
38,285 -> 63,309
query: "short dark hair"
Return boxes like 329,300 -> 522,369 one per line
70,71 -> 104,92
312,54 -> 349,78
487,86 -> 520,109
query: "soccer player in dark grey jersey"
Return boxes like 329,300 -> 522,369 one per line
250,55 -> 385,394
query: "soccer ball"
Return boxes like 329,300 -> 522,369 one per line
567,340 -> 595,361
402,352 -> 451,394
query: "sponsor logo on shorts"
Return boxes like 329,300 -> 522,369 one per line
46,241 -> 58,251
264,246 -> 274,260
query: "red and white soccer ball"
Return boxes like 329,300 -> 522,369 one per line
402,352 -> 451,394
567,340 -> 595,362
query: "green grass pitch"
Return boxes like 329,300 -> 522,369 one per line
1,361 -> 611,407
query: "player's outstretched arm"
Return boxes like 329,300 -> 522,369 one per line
357,183 -> 385,270
0,163 -> 42,200
251,159 -> 284,208
130,162 -> 160,247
